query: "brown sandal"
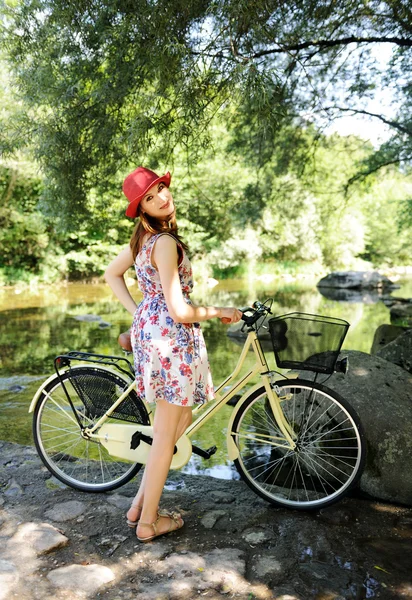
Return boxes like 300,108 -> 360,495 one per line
126,504 -> 181,528
126,504 -> 144,528
137,511 -> 184,542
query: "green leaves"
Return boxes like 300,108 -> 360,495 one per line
1,0 -> 411,281
2,0 -> 410,222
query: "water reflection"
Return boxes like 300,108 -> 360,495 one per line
317,287 -> 384,304
0,277 -> 410,479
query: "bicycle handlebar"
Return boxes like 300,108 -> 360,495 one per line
240,300 -> 273,330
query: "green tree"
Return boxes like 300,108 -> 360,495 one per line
360,173 -> 412,266
1,0 -> 411,224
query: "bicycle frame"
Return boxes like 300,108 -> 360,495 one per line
79,329 -> 297,469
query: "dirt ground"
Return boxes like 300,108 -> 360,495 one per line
1,440 -> 412,600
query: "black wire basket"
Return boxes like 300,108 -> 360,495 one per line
268,312 -> 350,374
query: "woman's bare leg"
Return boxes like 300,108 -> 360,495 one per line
127,406 -> 192,521
176,406 -> 192,440
136,400 -> 188,537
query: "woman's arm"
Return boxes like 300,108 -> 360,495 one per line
153,235 -> 241,324
104,245 -> 137,316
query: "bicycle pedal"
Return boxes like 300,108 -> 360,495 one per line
204,445 -> 217,458
130,431 -> 153,450
192,444 -> 217,460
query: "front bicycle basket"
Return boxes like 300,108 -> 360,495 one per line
268,312 -> 349,374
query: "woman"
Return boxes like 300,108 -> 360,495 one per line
104,166 -> 242,542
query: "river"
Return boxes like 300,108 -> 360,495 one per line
1,274 -> 411,479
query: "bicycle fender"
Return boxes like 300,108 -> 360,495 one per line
28,365 -> 126,413
226,382 -> 264,461
29,372 -> 62,413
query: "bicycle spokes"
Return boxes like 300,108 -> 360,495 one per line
232,382 -> 364,508
33,367 -> 148,491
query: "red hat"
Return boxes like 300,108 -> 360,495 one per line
123,167 -> 171,218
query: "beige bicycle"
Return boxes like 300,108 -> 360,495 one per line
30,300 -> 365,510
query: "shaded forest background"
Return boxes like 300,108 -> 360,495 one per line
0,0 -> 411,285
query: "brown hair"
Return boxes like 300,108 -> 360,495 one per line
130,205 -> 189,261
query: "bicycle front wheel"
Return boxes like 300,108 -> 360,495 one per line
33,366 -> 150,492
231,380 -> 365,510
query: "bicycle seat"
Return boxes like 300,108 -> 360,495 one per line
118,329 -> 132,352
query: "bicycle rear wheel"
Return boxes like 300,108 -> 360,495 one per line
33,366 -> 150,492
231,379 -> 365,509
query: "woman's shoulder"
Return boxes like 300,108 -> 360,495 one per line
139,233 -> 183,266
151,234 -> 185,269
153,232 -> 182,248
141,232 -> 174,244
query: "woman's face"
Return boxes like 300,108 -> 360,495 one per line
140,181 -> 174,220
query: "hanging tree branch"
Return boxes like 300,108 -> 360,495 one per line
323,106 -> 412,137
344,156 -> 412,194
191,36 -> 412,61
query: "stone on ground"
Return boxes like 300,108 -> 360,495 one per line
209,490 -> 235,503
4,479 -> 23,498
251,554 -> 286,584
201,510 -> 227,529
131,548 -> 247,599
242,527 -> 274,544
201,548 -> 247,591
47,563 -> 115,593
106,493 -> 134,511
10,522 -> 69,555
0,559 -> 19,600
45,499 -> 86,522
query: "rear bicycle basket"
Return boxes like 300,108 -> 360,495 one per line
68,367 -> 145,423
54,352 -> 147,424
268,312 -> 349,374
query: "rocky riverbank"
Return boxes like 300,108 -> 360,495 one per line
1,441 -> 412,600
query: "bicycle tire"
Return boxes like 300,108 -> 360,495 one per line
33,366 -> 150,492
231,379 -> 365,510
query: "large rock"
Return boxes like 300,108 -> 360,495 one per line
390,302 -> 412,326
317,271 -> 397,290
370,324 -> 408,354
376,330 -> 412,373
326,351 -> 412,505
381,295 -> 412,307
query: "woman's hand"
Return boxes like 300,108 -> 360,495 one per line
219,307 -> 243,324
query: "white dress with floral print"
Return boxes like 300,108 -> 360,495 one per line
131,233 -> 215,406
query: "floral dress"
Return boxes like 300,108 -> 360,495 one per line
130,233 -> 215,406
